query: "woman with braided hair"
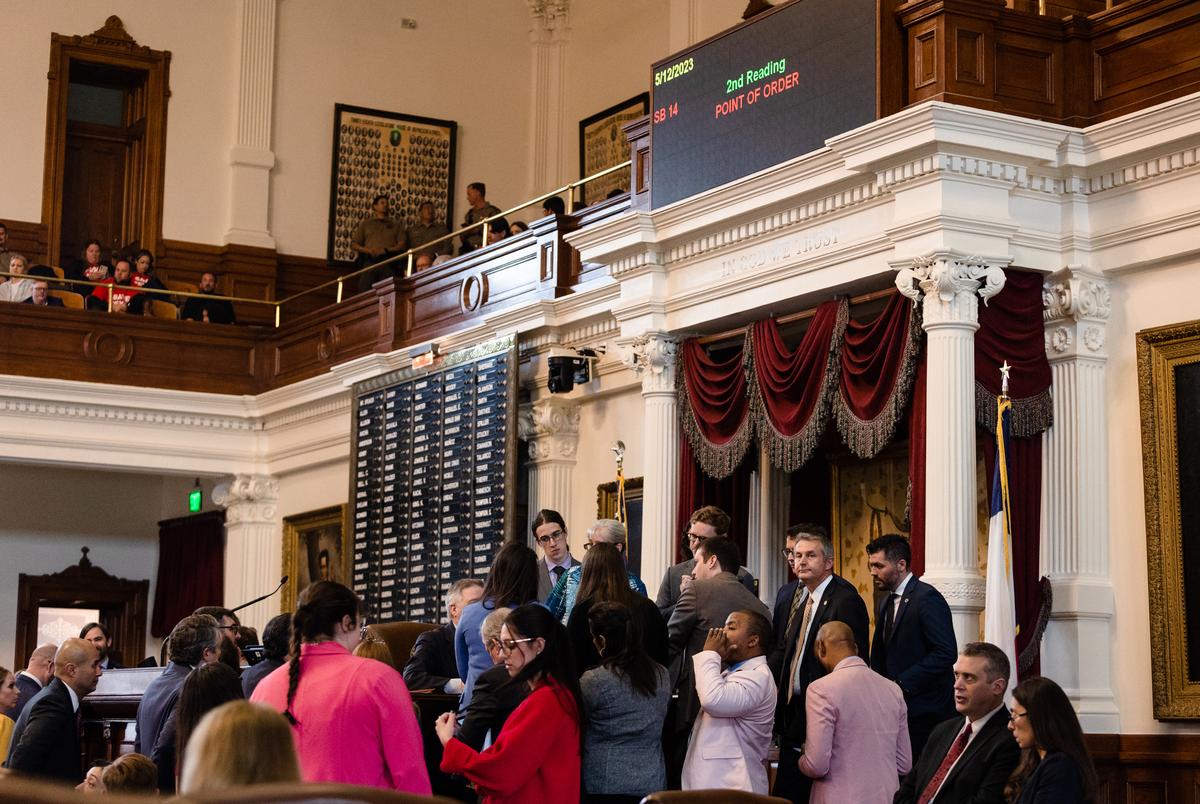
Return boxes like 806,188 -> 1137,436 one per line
249,580 -> 430,793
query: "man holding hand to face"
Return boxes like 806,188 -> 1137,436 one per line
681,610 -> 777,794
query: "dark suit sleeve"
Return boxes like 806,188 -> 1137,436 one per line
655,566 -> 677,618
151,709 -> 178,792
833,582 -> 871,662
894,719 -> 951,804
894,587 -> 958,697
1021,753 -> 1084,803
967,733 -> 1022,804
7,694 -> 70,777
665,584 -> 700,672
402,630 -> 454,692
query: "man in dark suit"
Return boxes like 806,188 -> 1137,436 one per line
404,578 -> 483,693
3,644 -> 56,721
135,615 -> 219,778
241,613 -> 291,698
657,505 -> 758,620
772,527 -> 870,804
867,533 -> 958,761
895,642 -> 1021,804
532,509 -> 580,600
22,280 -> 64,307
664,536 -> 771,787
769,524 -> 818,677
5,638 -> 103,783
80,622 -> 124,670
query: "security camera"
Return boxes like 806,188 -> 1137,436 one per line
546,347 -> 600,394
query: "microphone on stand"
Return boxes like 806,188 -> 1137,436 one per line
231,575 -> 288,614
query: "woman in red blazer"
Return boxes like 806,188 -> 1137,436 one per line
437,604 -> 583,804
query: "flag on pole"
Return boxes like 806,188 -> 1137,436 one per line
984,392 -> 1019,696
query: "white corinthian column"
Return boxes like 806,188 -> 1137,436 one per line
896,255 -> 1006,647
518,397 -> 581,549
213,473 -> 281,631
1040,267 -> 1119,731
622,333 -> 680,596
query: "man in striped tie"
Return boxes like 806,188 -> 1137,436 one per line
894,642 -> 1021,804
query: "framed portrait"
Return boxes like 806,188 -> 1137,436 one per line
597,476 -> 644,576
282,505 -> 351,612
579,93 -> 648,207
1137,318 -> 1200,719
327,103 -> 457,265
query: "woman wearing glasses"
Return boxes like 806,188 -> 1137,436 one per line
249,581 -> 430,793
1003,676 -> 1098,803
454,542 -> 540,709
437,604 -> 583,804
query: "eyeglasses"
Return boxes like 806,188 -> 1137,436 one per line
583,541 -> 623,551
781,548 -> 795,560
498,637 -> 535,654
684,531 -> 708,543
1009,711 -> 1029,722
536,530 -> 566,545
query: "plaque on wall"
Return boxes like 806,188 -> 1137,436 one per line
350,336 -> 518,623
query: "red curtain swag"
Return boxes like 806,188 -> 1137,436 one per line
678,334 -> 754,478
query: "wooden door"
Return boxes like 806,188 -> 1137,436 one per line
61,122 -> 132,261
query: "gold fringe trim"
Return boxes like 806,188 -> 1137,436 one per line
834,301 -> 924,459
676,331 -> 755,479
749,299 -> 849,473
975,384 -> 1053,437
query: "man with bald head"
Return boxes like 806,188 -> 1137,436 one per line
5,638 -> 103,783
798,621 -> 911,804
3,644 -> 56,721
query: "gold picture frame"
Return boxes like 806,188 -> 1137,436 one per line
597,476 -> 645,576
282,505 -> 351,613
1137,318 -> 1200,720
579,93 -> 648,206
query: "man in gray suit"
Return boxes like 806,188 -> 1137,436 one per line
664,535 -> 771,787
656,505 -> 757,619
531,508 -> 579,601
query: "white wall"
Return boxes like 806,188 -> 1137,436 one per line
1105,257 -> 1200,735
0,465 -> 224,671
0,0 -> 238,244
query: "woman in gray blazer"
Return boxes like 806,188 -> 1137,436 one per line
579,601 -> 670,803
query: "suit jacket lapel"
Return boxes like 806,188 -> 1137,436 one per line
943,706 -> 1009,787
889,582 -> 916,640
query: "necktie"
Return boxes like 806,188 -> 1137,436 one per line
882,592 -> 899,643
785,594 -> 814,703
551,565 -> 565,585
783,583 -> 805,638
917,722 -> 972,804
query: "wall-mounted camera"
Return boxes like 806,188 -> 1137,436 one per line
546,346 -> 602,394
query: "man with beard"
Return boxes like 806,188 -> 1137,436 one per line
80,622 -> 124,670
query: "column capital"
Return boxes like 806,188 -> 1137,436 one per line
621,332 -> 678,395
1043,266 -> 1111,361
528,0 -> 570,43
519,397 -> 580,464
895,254 -> 1008,329
213,473 -> 279,524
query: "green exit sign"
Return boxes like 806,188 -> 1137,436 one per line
189,487 -> 202,513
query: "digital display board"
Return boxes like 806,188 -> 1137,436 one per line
650,0 -> 876,208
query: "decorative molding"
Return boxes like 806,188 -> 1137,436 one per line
0,397 -> 258,431
518,398 -> 580,462
1043,267 -> 1111,360
622,333 -> 678,395
926,579 -> 988,605
895,255 -> 1007,328
528,0 -> 570,36
213,473 -> 279,524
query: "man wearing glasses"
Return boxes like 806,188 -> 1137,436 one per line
656,506 -> 758,620
532,509 -> 580,601
193,606 -> 243,674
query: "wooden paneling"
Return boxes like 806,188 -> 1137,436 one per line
891,0 -> 1200,125
1089,733 -> 1200,804
1,220 -> 50,265
160,239 -> 276,327
277,253 -> 338,319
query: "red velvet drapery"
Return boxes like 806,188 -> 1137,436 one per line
675,436 -> 754,564
750,300 -> 846,471
151,511 -> 225,638
678,334 -> 754,478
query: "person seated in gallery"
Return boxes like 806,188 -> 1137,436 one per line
128,249 -> 168,314
542,196 -> 566,217
86,257 -> 139,312
413,249 -> 437,271
509,220 -> 528,235
407,201 -> 451,256
0,254 -> 34,302
485,216 -> 510,247
67,239 -> 110,292
404,578 -> 484,694
22,281 -> 63,307
454,608 -> 529,752
180,271 -> 237,324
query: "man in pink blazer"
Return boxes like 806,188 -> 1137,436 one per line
682,609 -> 778,794
799,621 -> 911,804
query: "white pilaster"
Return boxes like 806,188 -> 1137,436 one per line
667,0 -> 704,52
527,1 -> 570,196
623,333 -> 680,595
1041,267 -> 1119,731
212,473 -> 280,631
518,397 -> 581,550
896,254 -> 1006,647
756,451 -> 790,605
224,0 -> 277,249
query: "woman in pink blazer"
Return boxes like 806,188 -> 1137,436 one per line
251,581 -> 430,793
